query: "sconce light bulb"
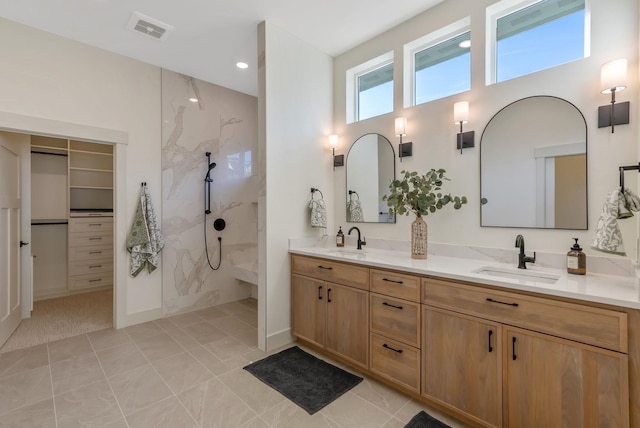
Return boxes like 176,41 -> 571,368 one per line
395,117 -> 407,137
454,101 -> 469,125
329,134 -> 339,149
601,59 -> 627,94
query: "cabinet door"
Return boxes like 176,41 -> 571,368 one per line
291,274 -> 325,348
326,282 -> 369,369
505,326 -> 629,428
423,307 -> 502,428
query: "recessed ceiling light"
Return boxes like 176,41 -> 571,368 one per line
236,62 -> 249,69
459,40 -> 471,48
189,97 -> 198,103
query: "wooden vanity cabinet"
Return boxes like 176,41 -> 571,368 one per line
422,307 -> 502,427
369,268 -> 422,392
422,277 -> 630,428
504,326 -> 628,428
291,255 -> 369,369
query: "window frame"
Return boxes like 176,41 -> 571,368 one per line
346,51 -> 394,124
403,17 -> 471,108
486,0 -> 591,85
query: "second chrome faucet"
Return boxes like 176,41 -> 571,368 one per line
515,234 -> 536,269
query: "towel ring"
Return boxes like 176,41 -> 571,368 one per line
619,163 -> 640,189
310,187 -> 324,199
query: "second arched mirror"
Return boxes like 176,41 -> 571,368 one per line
346,133 -> 395,223
480,96 -> 587,229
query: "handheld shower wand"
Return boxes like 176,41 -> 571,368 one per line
205,152 -> 216,214
203,152 -> 223,270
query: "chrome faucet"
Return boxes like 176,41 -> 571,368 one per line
515,234 -> 536,269
348,226 -> 367,250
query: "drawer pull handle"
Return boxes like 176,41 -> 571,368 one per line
89,251 -> 102,255
327,288 -> 332,303
89,279 -> 102,283
317,265 -> 333,270
488,330 -> 493,353
382,302 -> 403,310
89,265 -> 102,269
382,344 -> 403,354
382,278 -> 404,284
89,237 -> 102,241
486,297 -> 519,307
512,337 -> 517,360
318,286 -> 323,300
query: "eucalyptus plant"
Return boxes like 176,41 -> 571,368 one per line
383,169 -> 468,218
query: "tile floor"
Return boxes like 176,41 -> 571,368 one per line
0,298 -> 466,428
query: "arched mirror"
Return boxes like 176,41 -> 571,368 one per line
481,96 -> 587,229
346,133 -> 396,223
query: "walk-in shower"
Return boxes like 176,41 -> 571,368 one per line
204,151 -> 225,270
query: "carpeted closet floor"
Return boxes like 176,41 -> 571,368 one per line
0,289 -> 112,353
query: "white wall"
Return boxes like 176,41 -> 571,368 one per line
258,21 -> 334,350
0,17 -> 163,326
333,0 -> 639,260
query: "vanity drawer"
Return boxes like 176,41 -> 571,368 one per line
422,277 -> 628,353
370,333 -> 420,393
69,217 -> 113,233
291,255 -> 369,290
370,293 -> 420,348
370,269 -> 421,302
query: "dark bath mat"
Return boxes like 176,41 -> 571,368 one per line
404,410 -> 451,428
243,346 -> 363,414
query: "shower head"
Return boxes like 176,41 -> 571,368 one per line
205,162 -> 216,182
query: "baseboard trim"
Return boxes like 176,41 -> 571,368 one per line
124,307 -> 162,328
266,327 -> 294,352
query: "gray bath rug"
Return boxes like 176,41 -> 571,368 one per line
243,346 -> 362,414
404,411 -> 451,428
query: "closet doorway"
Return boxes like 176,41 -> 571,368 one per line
0,134 -> 116,353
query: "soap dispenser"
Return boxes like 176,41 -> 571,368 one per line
336,227 -> 345,247
567,238 -> 586,275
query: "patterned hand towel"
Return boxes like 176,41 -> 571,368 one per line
308,198 -> 327,228
126,185 -> 165,276
591,187 -> 640,255
347,194 -> 363,222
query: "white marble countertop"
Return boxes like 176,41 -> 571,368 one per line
289,243 -> 640,310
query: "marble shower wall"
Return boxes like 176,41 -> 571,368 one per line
161,69 -> 258,315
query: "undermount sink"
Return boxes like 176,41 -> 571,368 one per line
327,248 -> 368,256
473,266 -> 560,284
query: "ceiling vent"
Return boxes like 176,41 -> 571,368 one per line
127,12 -> 174,41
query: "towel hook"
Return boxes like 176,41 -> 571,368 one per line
310,187 -> 324,199
348,190 -> 359,200
141,182 -> 147,187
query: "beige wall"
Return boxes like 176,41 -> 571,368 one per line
259,22 -> 334,350
333,0 -> 639,260
0,17 -> 163,326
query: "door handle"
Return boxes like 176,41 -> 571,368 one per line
488,330 -> 493,353
20,241 -> 29,247
327,288 -> 332,303
318,285 -> 323,300
512,336 -> 517,361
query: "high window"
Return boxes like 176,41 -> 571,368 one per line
488,0 -> 588,84
346,52 -> 394,123
403,18 -> 471,108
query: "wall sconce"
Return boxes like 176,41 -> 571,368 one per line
454,101 -> 474,154
329,134 -> 344,170
598,59 -> 629,133
395,117 -> 412,162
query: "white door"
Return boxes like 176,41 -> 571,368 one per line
0,132 -> 23,346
